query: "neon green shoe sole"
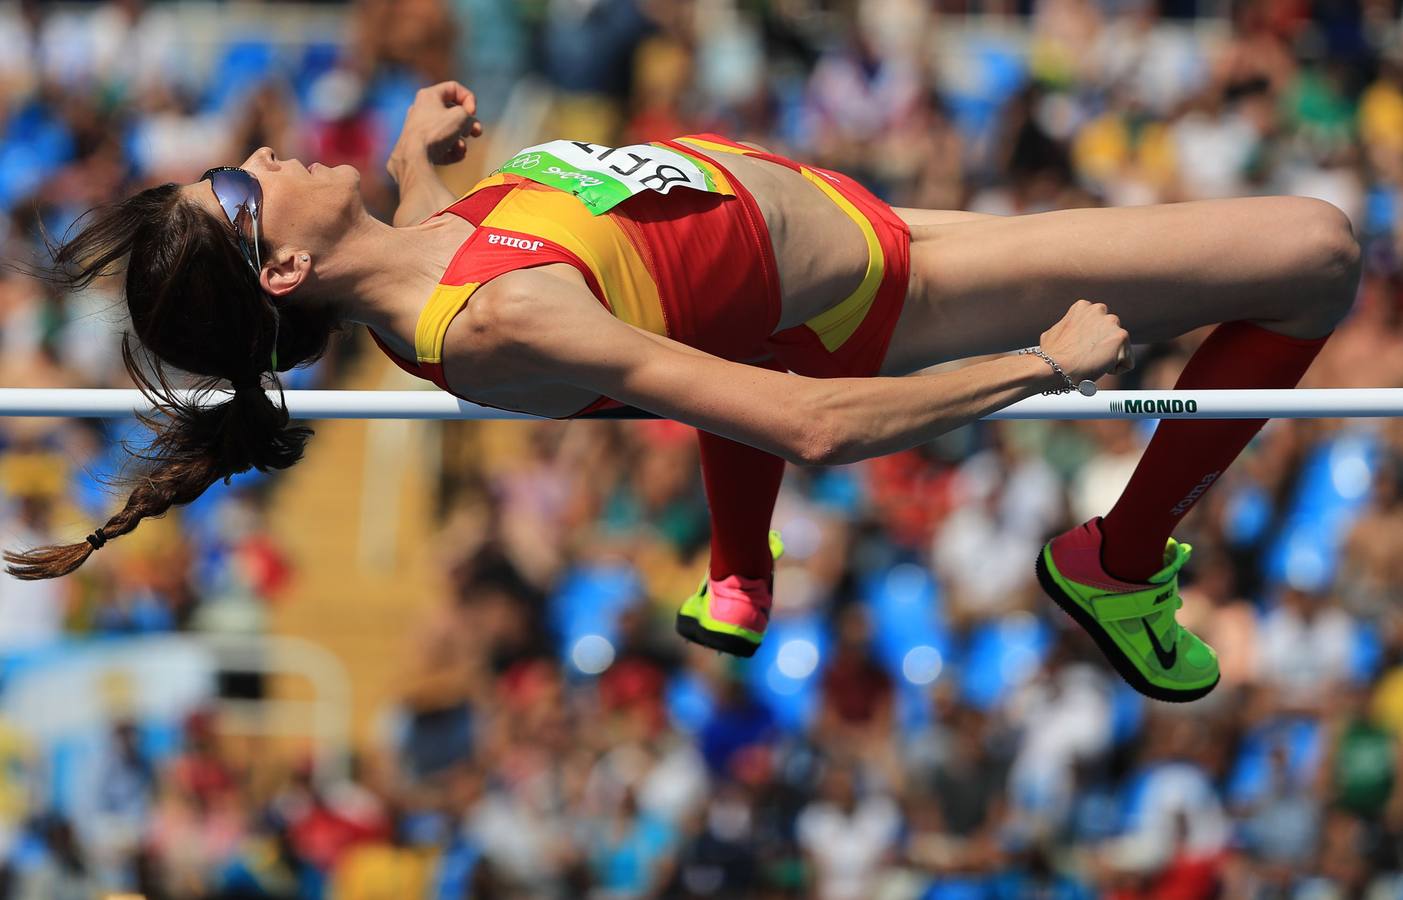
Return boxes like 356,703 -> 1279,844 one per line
1036,524 -> 1219,703
675,530 -> 784,658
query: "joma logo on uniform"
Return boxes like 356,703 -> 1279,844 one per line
487,234 -> 543,252
1171,470 -> 1220,517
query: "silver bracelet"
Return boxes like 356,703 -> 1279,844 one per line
1018,347 -> 1098,396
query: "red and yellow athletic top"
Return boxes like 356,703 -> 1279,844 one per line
368,134 -> 911,418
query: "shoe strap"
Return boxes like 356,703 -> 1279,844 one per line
709,574 -> 773,623
1091,582 -> 1182,623
1152,540 -> 1193,580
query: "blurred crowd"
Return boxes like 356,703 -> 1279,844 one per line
3,0 -> 1403,897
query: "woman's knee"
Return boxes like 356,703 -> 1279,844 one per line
1274,198 -> 1361,333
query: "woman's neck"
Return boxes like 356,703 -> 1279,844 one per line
320,211 -> 474,355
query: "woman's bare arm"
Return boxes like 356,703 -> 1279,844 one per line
387,154 -> 458,227
386,81 -> 483,227
452,267 -> 1129,466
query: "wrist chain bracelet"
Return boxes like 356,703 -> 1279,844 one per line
1018,347 -> 1099,396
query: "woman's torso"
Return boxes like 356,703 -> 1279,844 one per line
383,137 -> 877,417
697,142 -> 871,329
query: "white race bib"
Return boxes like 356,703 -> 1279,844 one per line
497,140 -> 722,215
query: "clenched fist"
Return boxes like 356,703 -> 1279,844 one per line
1039,299 -> 1134,384
387,81 -> 484,177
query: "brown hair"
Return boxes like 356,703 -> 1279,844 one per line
5,183 -> 345,580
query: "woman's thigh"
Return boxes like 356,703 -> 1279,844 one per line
881,197 -> 1356,375
890,207 -> 1001,227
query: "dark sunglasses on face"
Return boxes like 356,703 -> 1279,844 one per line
201,166 -> 264,278
202,165 -> 281,371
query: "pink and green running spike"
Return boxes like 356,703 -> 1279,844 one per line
675,530 -> 784,657
1037,517 -> 1219,702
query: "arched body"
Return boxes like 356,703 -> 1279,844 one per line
3,81 -> 1362,707
352,128 -> 1356,466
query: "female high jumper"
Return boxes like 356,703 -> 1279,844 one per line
7,81 -> 1360,703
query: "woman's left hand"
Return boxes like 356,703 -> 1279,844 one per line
388,81 -> 484,174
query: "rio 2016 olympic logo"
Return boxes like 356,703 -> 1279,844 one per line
504,154 -> 542,170
542,166 -> 604,188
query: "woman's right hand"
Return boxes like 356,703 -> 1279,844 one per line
387,81 -> 484,176
1039,299 -> 1134,383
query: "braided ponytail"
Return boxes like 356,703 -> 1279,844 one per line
4,340 -> 312,580
3,181 -> 344,581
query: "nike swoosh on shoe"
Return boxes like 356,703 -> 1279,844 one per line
1142,617 -> 1178,669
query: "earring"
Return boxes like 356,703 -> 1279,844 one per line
301,255 -> 310,261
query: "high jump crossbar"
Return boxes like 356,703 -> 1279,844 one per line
1,388 -> 1401,421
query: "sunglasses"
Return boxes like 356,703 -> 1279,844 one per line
201,165 -> 280,370
201,166 -> 263,277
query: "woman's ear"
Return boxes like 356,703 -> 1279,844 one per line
262,249 -> 312,300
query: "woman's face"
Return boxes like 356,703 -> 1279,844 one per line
182,146 -> 362,297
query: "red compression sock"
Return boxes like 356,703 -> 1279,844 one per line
1099,321 -> 1330,582
697,428 -> 786,581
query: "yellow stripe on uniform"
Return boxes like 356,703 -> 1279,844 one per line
480,187 -> 668,336
415,283 -> 480,365
468,172 -> 510,193
675,137 -> 753,158
796,170 -> 885,352
411,174 -> 514,364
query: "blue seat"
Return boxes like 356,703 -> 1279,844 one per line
746,613 -> 828,733
863,563 -> 949,678
664,671 -> 715,736
549,562 -> 642,672
1264,431 -> 1379,592
808,465 -> 867,515
1365,184 -> 1397,238
862,563 -> 953,733
292,41 -> 342,110
1350,623 -> 1382,684
365,67 -> 423,166
939,38 -> 1028,150
921,876 -> 989,900
0,109 -> 74,212
203,39 -> 281,114
1108,680 -> 1146,746
959,614 -> 1051,710
1222,480 -> 1273,546
1225,716 -> 1322,809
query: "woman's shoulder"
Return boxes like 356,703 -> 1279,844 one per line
417,174 -> 528,227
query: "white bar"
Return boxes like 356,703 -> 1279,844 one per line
1,388 -> 1402,420
0,389 -> 537,421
